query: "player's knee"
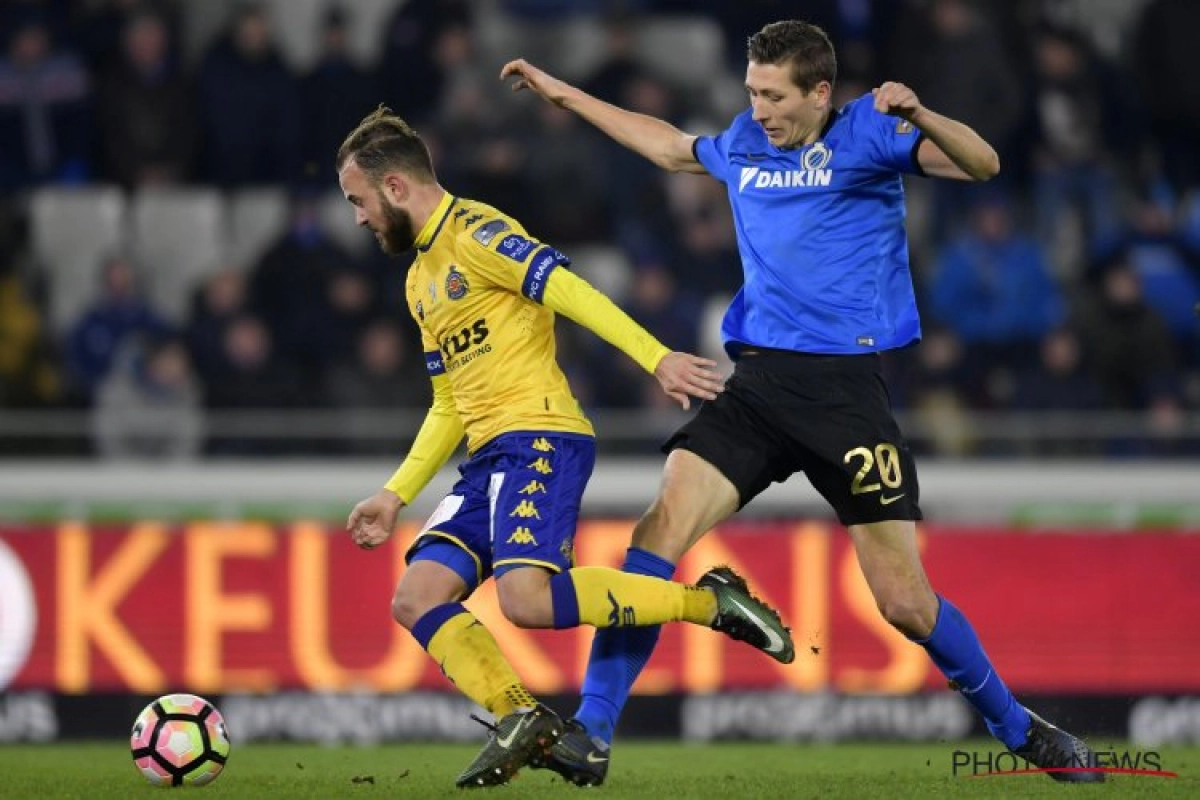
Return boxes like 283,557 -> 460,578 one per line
391,587 -> 433,631
495,574 -> 553,629
631,500 -> 691,558
877,595 -> 937,639
496,591 -> 549,629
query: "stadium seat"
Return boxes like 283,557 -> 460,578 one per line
179,0 -> 242,65
130,188 -> 227,324
30,186 -> 128,333
553,16 -> 612,82
318,188 -> 370,256
634,16 -> 726,93
262,0 -> 325,71
228,187 -> 289,267
569,243 -> 633,305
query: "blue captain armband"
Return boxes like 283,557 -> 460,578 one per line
425,351 -> 446,376
521,246 -> 570,303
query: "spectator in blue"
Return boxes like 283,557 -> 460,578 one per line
66,253 -> 173,402
300,5 -> 378,178
0,14 -> 91,190
928,189 -> 1064,369
1100,195 -> 1200,361
204,314 -> 302,455
185,267 -> 247,389
71,0 -> 182,76
197,1 -> 301,187
247,186 -> 360,392
97,7 -> 197,189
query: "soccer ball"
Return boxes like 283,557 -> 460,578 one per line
130,693 -> 231,787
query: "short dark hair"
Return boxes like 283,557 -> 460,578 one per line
335,105 -> 436,184
747,20 -> 837,93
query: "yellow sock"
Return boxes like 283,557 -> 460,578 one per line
566,566 -> 717,627
424,610 -> 537,718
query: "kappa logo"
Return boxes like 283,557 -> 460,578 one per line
510,500 -> 541,519
506,527 -> 538,546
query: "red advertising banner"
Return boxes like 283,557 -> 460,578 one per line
0,521 -> 1197,695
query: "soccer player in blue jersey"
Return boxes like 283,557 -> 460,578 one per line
503,19 -> 1102,785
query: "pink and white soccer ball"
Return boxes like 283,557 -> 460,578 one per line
130,693 -> 231,787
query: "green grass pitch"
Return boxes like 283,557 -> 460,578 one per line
1,741 -> 1197,798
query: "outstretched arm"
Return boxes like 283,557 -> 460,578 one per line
542,268 -> 724,410
501,58 -> 706,174
873,81 -> 1000,182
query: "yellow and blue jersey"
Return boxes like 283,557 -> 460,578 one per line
405,193 -> 594,448
384,192 -> 669,505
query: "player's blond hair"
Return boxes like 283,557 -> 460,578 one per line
336,105 -> 436,184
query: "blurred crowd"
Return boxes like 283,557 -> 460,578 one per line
1,0 -> 1199,459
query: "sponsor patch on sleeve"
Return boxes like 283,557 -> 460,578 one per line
495,234 -> 537,262
424,350 -> 446,376
895,119 -> 914,135
472,219 -> 510,245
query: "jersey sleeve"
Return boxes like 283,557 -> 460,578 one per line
693,124 -> 735,183
856,96 -> 925,175
462,223 -> 572,303
541,268 -> 669,375
383,372 -> 464,503
383,281 -> 465,503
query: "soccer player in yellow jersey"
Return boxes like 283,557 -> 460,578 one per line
336,107 -> 795,788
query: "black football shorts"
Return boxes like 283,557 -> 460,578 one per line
663,348 -> 922,525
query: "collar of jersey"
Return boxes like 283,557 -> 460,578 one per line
415,192 -> 457,252
770,106 -> 841,155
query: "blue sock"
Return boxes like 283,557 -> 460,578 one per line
574,547 -> 675,744
914,595 -> 1031,749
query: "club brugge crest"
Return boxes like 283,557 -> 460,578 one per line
802,141 -> 833,171
445,266 -> 469,300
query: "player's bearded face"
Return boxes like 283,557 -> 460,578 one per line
375,191 -> 416,254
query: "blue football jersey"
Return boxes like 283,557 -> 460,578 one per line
694,94 -> 926,357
